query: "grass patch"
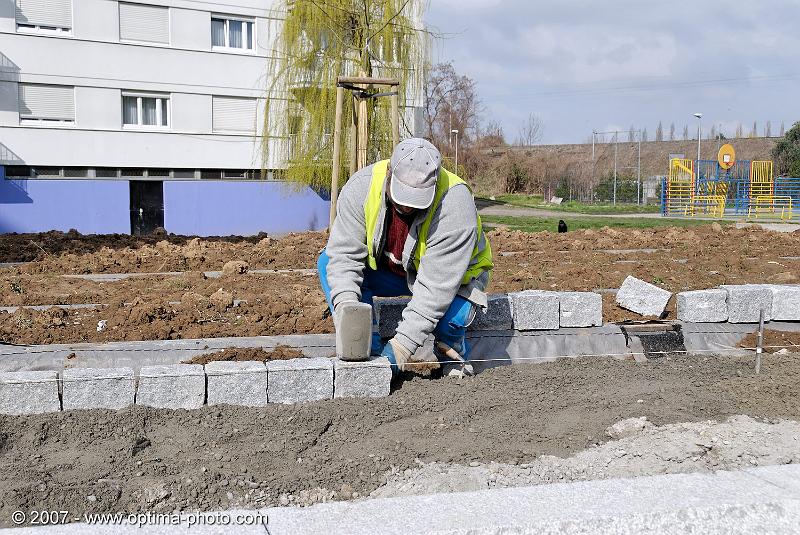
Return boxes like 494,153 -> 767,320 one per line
484,194 -> 662,214
482,215 -> 729,233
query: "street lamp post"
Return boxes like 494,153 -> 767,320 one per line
451,129 -> 459,172
693,113 -> 703,165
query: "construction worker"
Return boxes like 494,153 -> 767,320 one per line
317,138 -> 493,377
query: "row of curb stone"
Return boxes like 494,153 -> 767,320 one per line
0,357 -> 391,416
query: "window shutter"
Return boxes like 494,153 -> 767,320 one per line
19,84 -> 75,121
15,0 -> 72,28
119,2 -> 169,44
213,96 -> 257,133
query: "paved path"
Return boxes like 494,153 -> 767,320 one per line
5,464 -> 799,534
477,203 -> 664,219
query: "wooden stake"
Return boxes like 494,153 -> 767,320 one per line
756,309 -> 764,374
349,95 -> 358,175
391,91 -> 399,148
329,85 -> 345,228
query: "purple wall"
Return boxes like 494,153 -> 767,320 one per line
0,178 -> 130,234
0,176 -> 330,236
163,180 -> 329,236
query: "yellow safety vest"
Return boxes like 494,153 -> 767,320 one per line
364,159 -> 493,285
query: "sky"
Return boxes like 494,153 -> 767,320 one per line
424,0 -> 800,145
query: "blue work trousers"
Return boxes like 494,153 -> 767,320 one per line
317,249 -> 474,359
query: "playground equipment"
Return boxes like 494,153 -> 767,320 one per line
661,144 -> 800,221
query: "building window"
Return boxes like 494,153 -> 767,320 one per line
122,93 -> 169,128
119,2 -> 169,44
211,15 -> 254,51
212,96 -> 257,133
18,83 -> 75,123
15,0 -> 72,34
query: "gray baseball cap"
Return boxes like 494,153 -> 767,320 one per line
388,138 -> 442,209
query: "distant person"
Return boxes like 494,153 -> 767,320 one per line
317,138 -> 493,377
558,220 -> 568,233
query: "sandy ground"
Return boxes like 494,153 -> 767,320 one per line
1,225 -> 800,345
1,353 -> 799,526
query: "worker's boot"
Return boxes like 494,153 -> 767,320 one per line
335,302 -> 373,361
434,339 -> 474,378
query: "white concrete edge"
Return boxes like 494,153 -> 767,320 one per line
5,465 -> 800,534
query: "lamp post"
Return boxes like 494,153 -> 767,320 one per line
693,113 -> 703,164
451,129 -> 459,172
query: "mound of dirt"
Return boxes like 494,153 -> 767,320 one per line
183,345 -> 304,365
1,353 -> 799,525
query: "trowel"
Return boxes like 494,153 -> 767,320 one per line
335,302 -> 372,361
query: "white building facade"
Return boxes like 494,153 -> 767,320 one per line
0,0 -> 283,179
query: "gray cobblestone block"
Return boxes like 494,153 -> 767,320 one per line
557,292 -> 603,327
63,367 -> 134,410
205,361 -> 268,407
510,291 -> 560,331
334,357 -> 392,399
721,285 -> 773,323
471,295 -> 513,331
764,285 -> 800,321
615,276 -> 672,317
376,298 -> 408,339
0,371 -> 60,415
267,357 -> 333,404
676,289 -> 729,323
136,364 -> 205,410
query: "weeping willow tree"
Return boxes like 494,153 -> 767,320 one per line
262,0 -> 428,190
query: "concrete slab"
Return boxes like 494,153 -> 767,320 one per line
0,303 -> 106,313
556,292 -> 602,327
0,334 -> 337,373
764,285 -> 800,321
267,357 -> 333,404
62,367 -> 135,410
335,302 -> 372,361
0,371 -> 60,415
333,357 -> 392,398
510,290 -> 560,330
136,364 -> 205,410
721,285 -> 773,323
615,276 -> 671,317
375,297 -> 408,339
15,465 -> 800,534
677,289 -> 728,323
471,295 -> 513,331
205,361 -> 268,407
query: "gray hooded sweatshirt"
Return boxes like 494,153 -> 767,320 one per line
325,162 -> 491,354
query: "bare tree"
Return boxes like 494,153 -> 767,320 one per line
766,120 -> 772,137
736,123 -> 744,138
669,123 -> 676,141
641,127 -> 648,142
655,121 -> 664,141
780,121 -> 786,137
515,113 -> 544,146
708,125 -> 717,140
628,125 -> 635,142
682,125 -> 689,140
423,62 -> 482,150
474,120 -> 506,148
750,121 -> 758,137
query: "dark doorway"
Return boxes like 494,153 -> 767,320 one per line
129,181 -> 164,235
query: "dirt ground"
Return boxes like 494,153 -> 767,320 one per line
1,225 -> 799,345
739,330 -> 800,353
183,345 -> 305,365
1,353 -> 798,526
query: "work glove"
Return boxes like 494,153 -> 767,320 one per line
380,338 -> 413,376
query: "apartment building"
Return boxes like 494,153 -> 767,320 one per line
0,0 -> 333,235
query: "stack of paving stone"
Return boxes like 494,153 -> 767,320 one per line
677,284 -> 800,323
377,290 -> 603,336
0,356 -> 391,416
